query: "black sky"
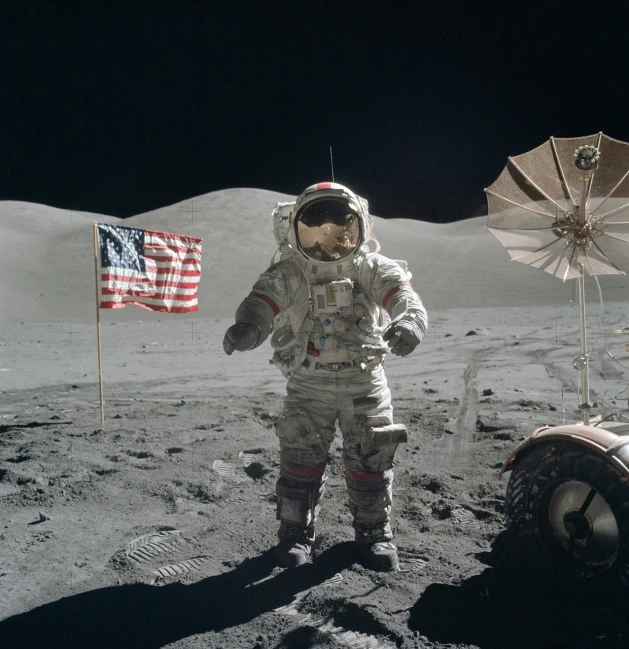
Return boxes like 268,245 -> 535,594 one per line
3,2 -> 629,222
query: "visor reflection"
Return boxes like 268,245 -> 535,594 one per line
296,199 -> 361,262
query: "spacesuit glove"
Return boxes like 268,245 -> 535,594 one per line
382,320 -> 423,357
223,322 -> 260,355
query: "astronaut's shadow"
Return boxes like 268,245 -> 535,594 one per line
408,531 -> 628,649
0,542 -> 358,649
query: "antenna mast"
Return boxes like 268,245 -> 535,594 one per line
329,146 -> 335,182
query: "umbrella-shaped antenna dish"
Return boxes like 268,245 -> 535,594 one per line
486,133 -> 629,282
485,133 -> 629,424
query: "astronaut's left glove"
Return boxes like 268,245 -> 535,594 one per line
382,320 -> 423,357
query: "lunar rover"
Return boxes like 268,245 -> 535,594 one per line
500,406 -> 629,583
486,134 -> 629,583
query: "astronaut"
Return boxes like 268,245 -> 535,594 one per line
223,182 -> 427,571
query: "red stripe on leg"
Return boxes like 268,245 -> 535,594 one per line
346,468 -> 385,482
281,459 -> 326,477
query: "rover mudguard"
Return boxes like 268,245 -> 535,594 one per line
501,422 -> 629,583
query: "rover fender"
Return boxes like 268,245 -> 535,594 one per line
499,424 -> 629,479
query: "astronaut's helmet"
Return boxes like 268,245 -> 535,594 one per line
293,182 -> 368,263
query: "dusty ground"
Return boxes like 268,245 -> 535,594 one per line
2,304 -> 629,648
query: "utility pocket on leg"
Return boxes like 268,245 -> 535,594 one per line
364,423 -> 407,453
352,417 -> 407,473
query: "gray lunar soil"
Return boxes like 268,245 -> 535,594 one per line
2,191 -> 629,648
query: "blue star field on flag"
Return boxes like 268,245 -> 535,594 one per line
98,224 -> 146,273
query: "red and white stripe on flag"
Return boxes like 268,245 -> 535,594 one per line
97,225 -> 203,313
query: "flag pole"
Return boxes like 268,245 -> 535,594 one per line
93,223 -> 105,426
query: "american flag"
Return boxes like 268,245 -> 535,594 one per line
96,224 -> 203,313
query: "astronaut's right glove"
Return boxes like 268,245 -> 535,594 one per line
223,322 -> 260,355
382,320 -> 423,357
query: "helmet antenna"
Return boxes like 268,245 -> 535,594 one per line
329,146 -> 335,182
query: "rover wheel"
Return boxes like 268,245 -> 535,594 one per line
505,440 -> 629,582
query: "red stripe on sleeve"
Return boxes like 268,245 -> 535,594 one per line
250,291 -> 280,317
382,283 -> 412,309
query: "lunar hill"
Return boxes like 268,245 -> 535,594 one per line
2,187 -> 627,325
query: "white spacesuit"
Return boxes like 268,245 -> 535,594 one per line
223,182 -> 427,571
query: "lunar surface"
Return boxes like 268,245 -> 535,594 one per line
1,189 -> 629,648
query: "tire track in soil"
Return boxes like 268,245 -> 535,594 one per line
528,344 -> 624,415
418,344 -> 499,472
526,312 -> 629,414
454,346 -> 495,467
527,348 -> 577,406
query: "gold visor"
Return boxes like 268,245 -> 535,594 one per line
295,198 -> 361,262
